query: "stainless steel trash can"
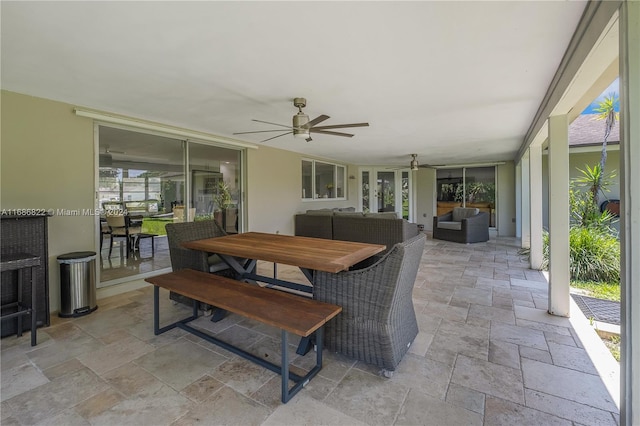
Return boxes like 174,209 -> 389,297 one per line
57,251 -> 98,318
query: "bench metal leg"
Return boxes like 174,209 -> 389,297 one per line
282,327 -> 323,403
152,284 -> 325,403
153,286 -> 198,335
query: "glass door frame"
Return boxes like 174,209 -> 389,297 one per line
358,167 -> 414,221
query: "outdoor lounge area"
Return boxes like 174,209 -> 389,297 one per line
0,235 -> 619,424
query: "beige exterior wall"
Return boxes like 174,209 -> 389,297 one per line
1,90 -> 360,311
246,147 -> 357,235
414,168 -> 437,231
541,147 -> 620,228
1,90 -> 95,313
497,161 -> 517,236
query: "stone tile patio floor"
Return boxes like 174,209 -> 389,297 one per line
0,236 -> 620,425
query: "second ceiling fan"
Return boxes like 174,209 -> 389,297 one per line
233,97 -> 369,143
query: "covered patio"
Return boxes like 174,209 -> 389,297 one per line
1,1 -> 639,423
1,235 -> 619,425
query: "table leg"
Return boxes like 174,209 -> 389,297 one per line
30,266 -> 37,346
210,308 -> 227,322
17,268 -> 23,337
296,335 -> 313,355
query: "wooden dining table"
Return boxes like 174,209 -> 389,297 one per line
182,231 -> 386,292
182,231 -> 386,354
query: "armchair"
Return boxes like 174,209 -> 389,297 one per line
433,207 -> 489,243
313,233 -> 426,375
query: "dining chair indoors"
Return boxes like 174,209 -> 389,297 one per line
105,214 -> 141,258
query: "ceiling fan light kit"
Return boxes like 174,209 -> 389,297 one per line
410,154 -> 419,171
233,97 -> 369,143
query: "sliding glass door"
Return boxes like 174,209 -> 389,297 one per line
97,125 -> 243,286
436,166 -> 496,227
189,143 -> 241,234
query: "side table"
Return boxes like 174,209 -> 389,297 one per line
1,253 -> 40,346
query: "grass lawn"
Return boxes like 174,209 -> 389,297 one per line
142,218 -> 173,236
570,280 -> 620,302
603,335 -> 621,362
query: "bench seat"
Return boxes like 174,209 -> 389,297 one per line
145,269 -> 342,403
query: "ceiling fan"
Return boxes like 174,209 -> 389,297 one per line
387,154 -> 437,171
104,145 -> 126,154
233,97 -> 369,143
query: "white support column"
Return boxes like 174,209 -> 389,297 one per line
547,114 -> 570,317
529,144 -> 543,269
521,151 -> 531,248
515,161 -> 522,239
620,1 -> 640,424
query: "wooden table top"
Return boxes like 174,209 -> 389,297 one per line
182,232 -> 386,273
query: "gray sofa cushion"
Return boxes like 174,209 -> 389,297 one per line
295,213 -> 334,239
364,212 -> 398,219
437,221 -> 462,230
306,209 -> 334,216
334,211 -> 364,217
452,207 -> 479,222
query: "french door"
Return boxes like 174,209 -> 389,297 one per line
360,168 -> 413,221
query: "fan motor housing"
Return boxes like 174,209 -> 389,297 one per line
293,113 -> 310,134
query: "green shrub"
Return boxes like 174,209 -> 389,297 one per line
541,227 -> 620,283
569,226 -> 620,283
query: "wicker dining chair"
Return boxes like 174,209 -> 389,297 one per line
165,219 -> 234,312
313,233 -> 426,376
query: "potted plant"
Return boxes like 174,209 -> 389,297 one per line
212,181 -> 232,227
325,182 -> 334,198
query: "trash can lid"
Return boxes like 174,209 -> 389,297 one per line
57,251 -> 97,263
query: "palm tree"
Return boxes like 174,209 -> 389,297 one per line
593,93 -> 619,198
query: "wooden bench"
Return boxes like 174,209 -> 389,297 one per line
145,269 -> 342,403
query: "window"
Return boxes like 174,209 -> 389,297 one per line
301,159 -> 346,200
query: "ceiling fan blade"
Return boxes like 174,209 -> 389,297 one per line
233,129 -> 293,135
306,114 -> 330,128
310,129 -> 354,138
260,131 -> 291,143
251,119 -> 294,129
311,122 -> 369,130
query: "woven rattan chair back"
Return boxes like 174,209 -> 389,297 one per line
313,233 -> 426,373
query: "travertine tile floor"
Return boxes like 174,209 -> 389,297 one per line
100,236 -> 171,283
1,236 -> 620,425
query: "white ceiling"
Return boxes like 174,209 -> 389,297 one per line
1,1 -> 588,168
